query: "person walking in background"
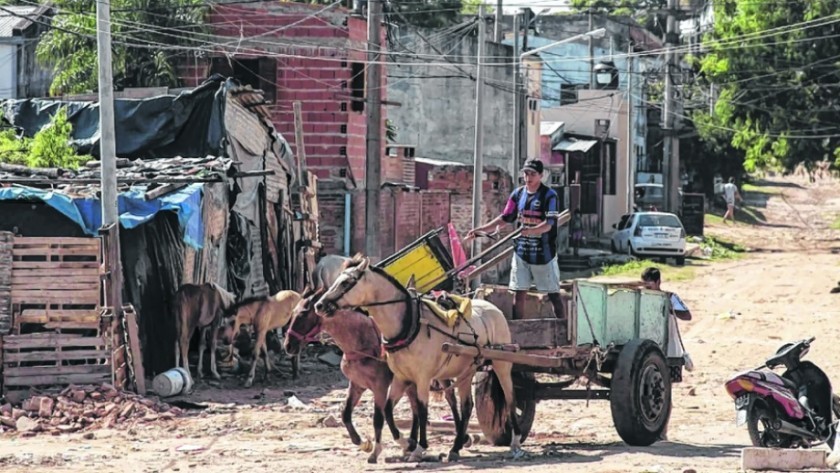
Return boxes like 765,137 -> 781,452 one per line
722,177 -> 742,224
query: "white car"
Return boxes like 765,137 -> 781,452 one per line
611,211 -> 687,265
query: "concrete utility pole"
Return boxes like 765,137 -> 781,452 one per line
494,0 -> 503,43
663,0 -> 680,213
97,0 -> 117,228
471,6 -> 487,264
512,12 -> 521,181
364,0 -> 383,260
588,9 -> 595,89
626,44 -> 634,213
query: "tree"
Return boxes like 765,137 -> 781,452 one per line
692,0 -> 840,172
36,0 -> 206,96
387,0 -> 463,28
460,0 -> 493,15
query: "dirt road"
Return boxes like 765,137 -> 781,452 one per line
1,176 -> 839,473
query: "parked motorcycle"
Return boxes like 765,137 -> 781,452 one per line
725,337 -> 840,448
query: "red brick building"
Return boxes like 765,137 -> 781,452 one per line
177,2 -> 387,255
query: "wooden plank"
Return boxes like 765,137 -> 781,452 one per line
123,305 -> 146,394
13,282 -> 100,291
20,309 -> 100,320
10,268 -> 100,277
441,343 -> 565,368
4,349 -> 110,363
509,319 -> 566,349
4,372 -> 111,387
12,237 -> 99,247
13,248 -> 99,256
43,321 -> 101,330
4,335 -> 106,349
4,364 -> 110,378
10,289 -> 99,303
12,261 -> 99,269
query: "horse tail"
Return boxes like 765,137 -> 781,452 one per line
486,370 -> 508,426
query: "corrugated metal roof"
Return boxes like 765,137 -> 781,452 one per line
540,121 -> 564,136
553,139 -> 598,153
0,6 -> 40,38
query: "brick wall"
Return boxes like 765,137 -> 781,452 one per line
175,3 -> 387,187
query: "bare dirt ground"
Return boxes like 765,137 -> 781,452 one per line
2,175 -> 840,473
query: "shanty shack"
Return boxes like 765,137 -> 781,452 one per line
0,76 -> 318,399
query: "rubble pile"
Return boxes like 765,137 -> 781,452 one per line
0,383 -> 184,436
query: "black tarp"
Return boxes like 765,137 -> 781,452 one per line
0,75 -> 232,160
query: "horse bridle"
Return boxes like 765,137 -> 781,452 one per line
287,316 -> 323,343
320,265 -> 420,352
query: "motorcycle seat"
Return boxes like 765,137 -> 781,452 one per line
780,376 -> 797,391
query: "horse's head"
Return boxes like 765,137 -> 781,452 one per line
219,297 -> 263,345
315,253 -> 371,317
284,286 -> 325,355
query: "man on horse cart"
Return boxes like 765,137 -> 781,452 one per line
467,159 -> 571,336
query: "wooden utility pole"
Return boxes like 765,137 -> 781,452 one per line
471,6 -> 487,269
364,0 -> 383,260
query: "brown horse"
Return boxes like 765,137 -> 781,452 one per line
173,282 -> 236,381
221,290 -> 301,387
315,255 -> 523,462
285,287 -> 463,463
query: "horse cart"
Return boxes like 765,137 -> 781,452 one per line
376,224 -> 683,448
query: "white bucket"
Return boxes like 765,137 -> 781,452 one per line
153,367 -> 194,397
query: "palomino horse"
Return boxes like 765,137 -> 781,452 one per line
314,255 -> 523,462
173,282 -> 237,381
221,290 -> 302,387
285,287 -> 463,463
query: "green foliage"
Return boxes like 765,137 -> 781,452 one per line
699,236 -> 745,260
569,0 -> 665,16
388,0 -> 463,28
599,260 -> 696,281
692,0 -> 840,173
461,0 -> 493,15
0,108 -> 90,170
36,0 -> 206,96
385,119 -> 398,143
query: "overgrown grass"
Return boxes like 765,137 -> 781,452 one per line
831,216 -> 840,230
598,260 -> 696,282
699,235 -> 746,260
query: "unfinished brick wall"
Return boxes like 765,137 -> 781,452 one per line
176,3 -> 387,187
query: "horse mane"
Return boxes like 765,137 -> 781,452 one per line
227,295 -> 270,315
343,253 -> 366,269
301,285 -> 326,300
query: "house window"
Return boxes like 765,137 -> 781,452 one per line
339,168 -> 347,177
340,124 -> 347,134
210,57 -> 276,103
350,62 -> 365,112
340,146 -> 347,156
340,102 -> 347,112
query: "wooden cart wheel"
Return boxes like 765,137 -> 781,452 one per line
474,371 -> 537,446
610,339 -> 672,446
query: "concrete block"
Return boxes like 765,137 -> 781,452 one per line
741,447 -> 826,471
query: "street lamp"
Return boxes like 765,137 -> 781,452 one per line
514,28 -> 607,178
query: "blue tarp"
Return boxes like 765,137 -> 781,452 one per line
0,184 -> 204,249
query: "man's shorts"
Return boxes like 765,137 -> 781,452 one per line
509,253 -> 561,293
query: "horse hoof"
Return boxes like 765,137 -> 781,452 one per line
366,443 -> 383,464
463,435 -> 472,449
359,438 -> 372,452
447,451 -> 460,462
408,446 -> 425,463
